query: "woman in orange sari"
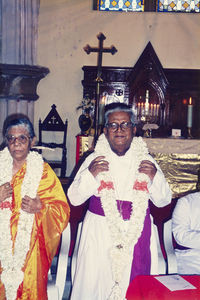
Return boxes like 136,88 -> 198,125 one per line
0,114 -> 70,300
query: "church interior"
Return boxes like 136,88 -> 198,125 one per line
0,0 -> 200,299
0,0 -> 200,178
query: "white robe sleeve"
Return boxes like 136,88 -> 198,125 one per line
68,153 -> 100,206
172,193 -> 200,249
147,155 -> 172,207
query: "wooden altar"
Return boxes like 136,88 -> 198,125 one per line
144,138 -> 200,197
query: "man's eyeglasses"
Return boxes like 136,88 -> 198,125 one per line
6,134 -> 30,145
106,122 -> 134,132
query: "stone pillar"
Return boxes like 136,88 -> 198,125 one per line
0,64 -> 49,142
0,0 -> 49,143
1,0 -> 40,64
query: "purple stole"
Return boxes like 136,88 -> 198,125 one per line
89,195 -> 151,282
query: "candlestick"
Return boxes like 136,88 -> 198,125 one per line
99,94 -> 106,125
187,127 -> 193,139
187,97 -> 193,128
137,102 -> 141,118
145,103 -> 149,117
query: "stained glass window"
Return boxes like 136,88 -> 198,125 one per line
157,0 -> 200,12
95,0 -> 200,12
97,0 -> 144,12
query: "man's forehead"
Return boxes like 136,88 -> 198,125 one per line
108,111 -> 131,120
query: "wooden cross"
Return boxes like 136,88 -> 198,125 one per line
83,32 -> 117,142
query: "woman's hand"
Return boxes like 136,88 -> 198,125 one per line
88,156 -> 109,178
0,182 -> 12,203
21,194 -> 42,214
138,160 -> 157,181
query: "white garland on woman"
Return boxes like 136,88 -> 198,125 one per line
0,147 -> 44,300
95,134 -> 150,300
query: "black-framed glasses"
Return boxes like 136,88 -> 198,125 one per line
106,122 -> 134,132
6,134 -> 30,145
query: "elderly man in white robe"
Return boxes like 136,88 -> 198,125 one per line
172,191 -> 200,275
68,102 -> 171,300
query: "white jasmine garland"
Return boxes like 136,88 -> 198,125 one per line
95,134 -> 151,300
0,147 -> 44,300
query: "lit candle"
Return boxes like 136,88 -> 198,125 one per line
156,104 -> 160,117
145,90 -> 149,115
150,104 -> 153,116
137,102 -> 141,116
187,97 -> 193,128
153,104 -> 157,117
141,102 -> 145,116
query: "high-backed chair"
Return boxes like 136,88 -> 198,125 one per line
38,104 -> 68,177
150,199 -> 178,275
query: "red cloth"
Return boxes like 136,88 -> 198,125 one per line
126,275 -> 200,300
76,135 -> 81,164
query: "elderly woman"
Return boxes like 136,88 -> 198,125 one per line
0,114 -> 70,300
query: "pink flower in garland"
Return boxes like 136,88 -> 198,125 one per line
0,201 -> 12,210
133,180 -> 148,192
98,180 -> 114,193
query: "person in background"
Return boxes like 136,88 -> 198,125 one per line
68,102 -> 171,300
0,114 -> 70,300
172,191 -> 200,274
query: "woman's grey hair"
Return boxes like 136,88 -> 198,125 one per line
3,114 -> 36,140
104,102 -> 135,125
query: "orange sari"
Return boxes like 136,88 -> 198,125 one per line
0,162 -> 70,300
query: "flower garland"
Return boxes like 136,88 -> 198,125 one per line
95,134 -> 151,300
0,147 -> 44,300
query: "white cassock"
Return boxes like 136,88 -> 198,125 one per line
68,138 -> 171,300
172,191 -> 200,275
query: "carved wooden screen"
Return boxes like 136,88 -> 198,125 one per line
82,42 -> 200,138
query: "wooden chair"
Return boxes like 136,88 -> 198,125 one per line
38,104 -> 68,177
150,199 -> 178,275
